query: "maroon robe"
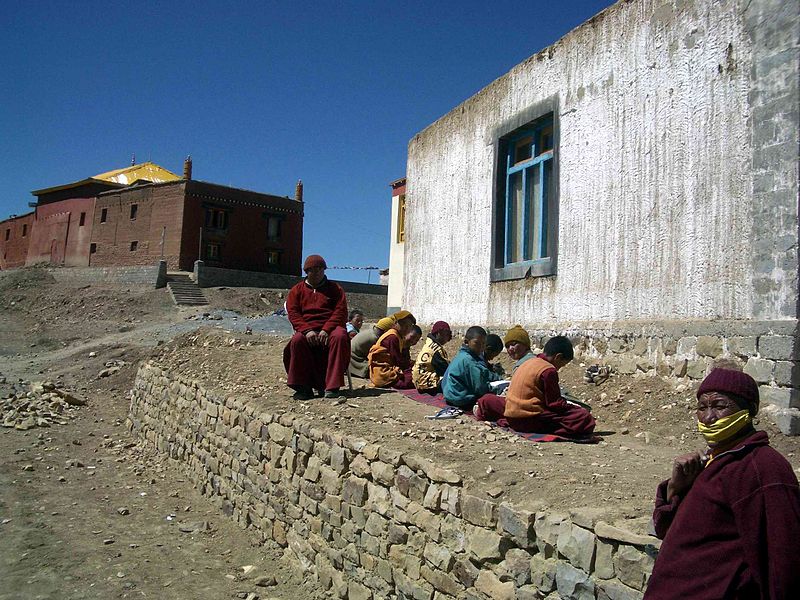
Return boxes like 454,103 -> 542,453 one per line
476,355 -> 594,436
283,277 -> 349,392
646,431 -> 800,599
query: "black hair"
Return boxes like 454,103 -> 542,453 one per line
485,334 -> 503,354
410,324 -> 422,336
543,335 -> 574,360
464,326 -> 487,341
348,309 -> 363,320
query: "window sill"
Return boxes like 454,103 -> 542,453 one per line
491,258 -> 555,282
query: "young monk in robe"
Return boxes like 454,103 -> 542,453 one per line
346,309 -> 364,339
441,326 -> 503,411
504,325 -> 534,375
367,311 -> 416,389
412,321 -> 452,393
482,334 -> 505,376
349,316 -> 395,378
401,325 -> 423,370
476,336 -> 595,436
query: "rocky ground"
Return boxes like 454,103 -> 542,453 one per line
1,268 -> 799,599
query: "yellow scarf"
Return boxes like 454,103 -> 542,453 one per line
697,409 -> 751,445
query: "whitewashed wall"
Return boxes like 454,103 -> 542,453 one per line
404,0 -> 788,327
387,192 -> 405,313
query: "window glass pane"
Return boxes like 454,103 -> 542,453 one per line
537,125 -> 553,155
513,136 -> 533,165
541,160 -> 552,257
508,172 -> 523,263
267,218 -> 279,239
526,166 -> 541,260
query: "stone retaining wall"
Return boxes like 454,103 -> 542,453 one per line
49,262 -> 166,288
128,362 -> 660,600
193,261 -> 388,297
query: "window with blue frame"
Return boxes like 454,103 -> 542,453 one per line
502,115 -> 554,267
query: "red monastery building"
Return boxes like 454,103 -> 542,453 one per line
0,158 -> 304,275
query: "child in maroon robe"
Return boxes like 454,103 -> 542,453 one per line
476,335 -> 595,437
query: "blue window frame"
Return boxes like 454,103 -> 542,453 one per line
503,116 -> 554,265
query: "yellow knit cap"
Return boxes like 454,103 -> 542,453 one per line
376,317 -> 396,331
392,310 -> 413,321
504,325 -> 531,348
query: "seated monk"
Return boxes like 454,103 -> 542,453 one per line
368,311 -> 416,389
349,316 -> 395,378
412,321 -> 452,393
346,309 -> 364,339
476,335 -> 595,436
504,325 -> 534,375
400,325 -> 422,373
283,254 -> 350,400
441,326 -> 503,411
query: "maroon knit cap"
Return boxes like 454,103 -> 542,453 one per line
303,254 -> 327,270
697,368 -> 760,413
431,321 -> 451,335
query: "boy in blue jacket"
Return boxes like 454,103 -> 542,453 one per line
442,326 -> 503,411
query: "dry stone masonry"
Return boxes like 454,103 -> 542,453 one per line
129,362 -> 660,599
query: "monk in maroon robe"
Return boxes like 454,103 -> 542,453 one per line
283,255 -> 349,400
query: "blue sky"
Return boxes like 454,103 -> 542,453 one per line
0,0 -> 613,282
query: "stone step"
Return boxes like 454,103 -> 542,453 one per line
166,277 -> 208,306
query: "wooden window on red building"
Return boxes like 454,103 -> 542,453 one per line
130,204 -> 138,220
4,229 -> 9,241
22,224 -> 27,237
205,209 -> 228,230
206,243 -> 221,260
130,241 -> 138,251
267,250 -> 281,265
100,208 -> 108,223
79,212 -> 86,226
266,216 -> 282,241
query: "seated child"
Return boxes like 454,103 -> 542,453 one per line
412,321 -> 452,393
504,325 -> 535,375
401,325 -> 423,371
346,309 -> 364,339
482,334 -> 505,377
350,316 -> 394,378
476,335 -> 596,437
368,311 -> 417,389
442,326 -> 503,411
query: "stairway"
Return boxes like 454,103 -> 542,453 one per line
166,273 -> 208,306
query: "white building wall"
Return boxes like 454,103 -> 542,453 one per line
404,0 -> 777,327
386,193 -> 405,313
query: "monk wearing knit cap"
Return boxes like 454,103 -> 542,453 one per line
645,367 -> 800,599
283,255 -> 350,400
504,325 -> 534,374
412,321 -> 452,393
368,310 -> 417,389
349,315 -> 396,378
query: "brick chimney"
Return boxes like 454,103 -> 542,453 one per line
295,180 -> 303,203
183,155 -> 192,180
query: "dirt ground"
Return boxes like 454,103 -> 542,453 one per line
1,268 -> 799,598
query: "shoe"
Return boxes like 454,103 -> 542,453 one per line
292,387 -> 314,401
324,389 -> 341,399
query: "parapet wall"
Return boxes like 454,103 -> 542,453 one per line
194,261 -> 387,296
128,362 -> 660,600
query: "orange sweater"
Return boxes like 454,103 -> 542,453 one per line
504,357 -> 556,419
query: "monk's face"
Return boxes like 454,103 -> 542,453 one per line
696,392 -> 740,427
505,341 -> 529,361
305,266 -> 325,286
465,335 -> 486,356
405,331 -> 421,348
350,313 -> 364,330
